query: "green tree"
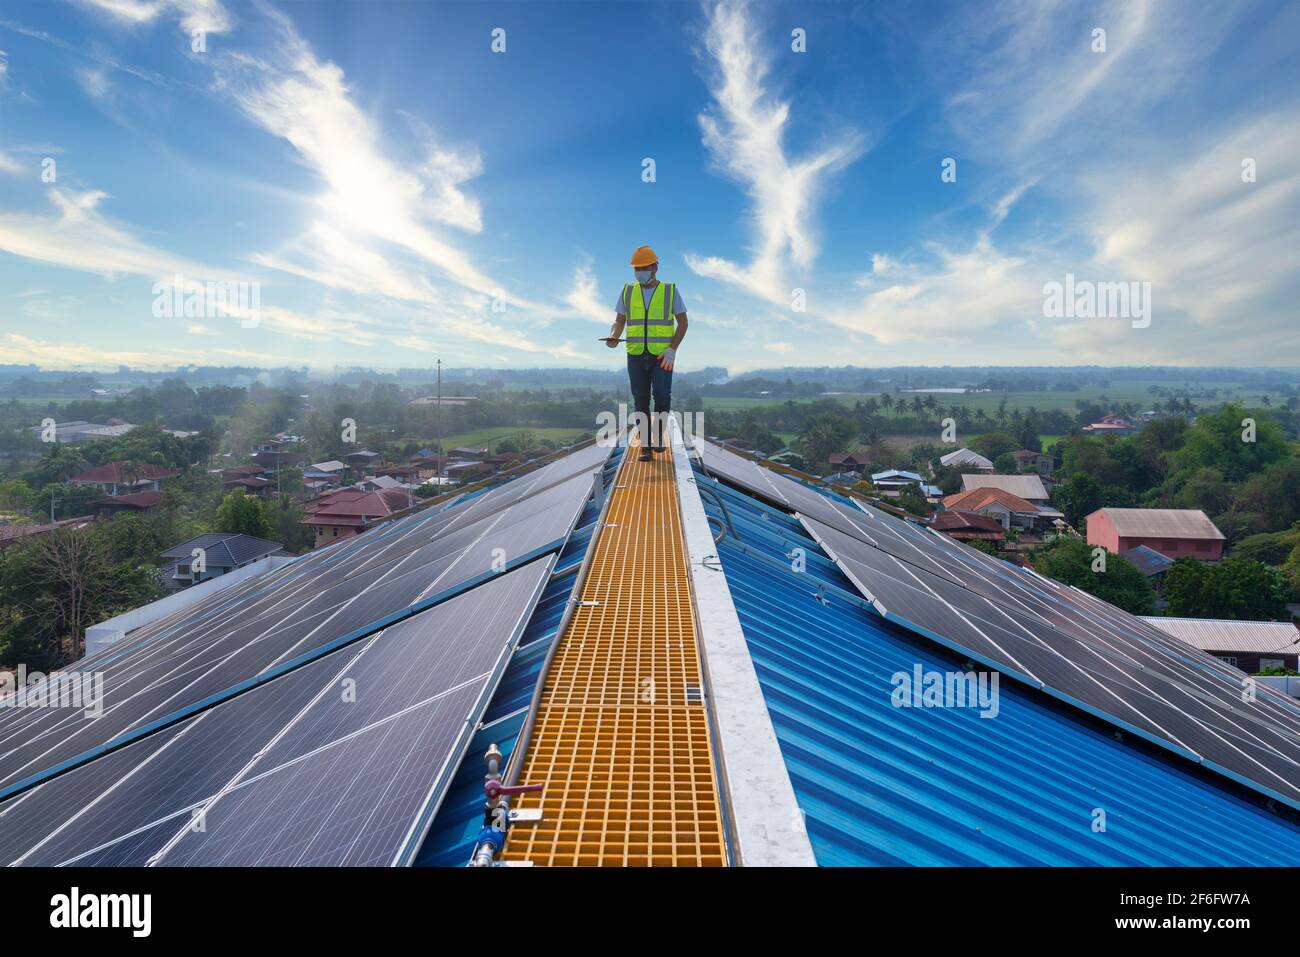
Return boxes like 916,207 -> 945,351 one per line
0,525 -> 163,665
797,412 -> 855,469
1231,458 -> 1300,535
1163,557 -> 1290,620
1054,473 -> 1103,529
1168,466 -> 1233,516
993,452 -> 1018,474
0,479 -> 35,513
215,490 -> 275,539
1169,403 -> 1287,482
1014,417 -> 1041,453
969,431 -> 1019,462
23,444 -> 86,487
1030,538 -> 1155,615
1232,527 -> 1300,567
271,495 -> 310,552
33,483 -> 103,521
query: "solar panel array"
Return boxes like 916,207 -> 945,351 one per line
0,442 -> 611,865
0,559 -> 553,866
695,439 -> 1300,809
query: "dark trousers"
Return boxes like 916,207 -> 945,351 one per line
627,352 -> 672,449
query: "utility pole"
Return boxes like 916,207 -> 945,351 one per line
435,358 -> 443,475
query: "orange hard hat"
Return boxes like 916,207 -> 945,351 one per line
630,245 -> 659,267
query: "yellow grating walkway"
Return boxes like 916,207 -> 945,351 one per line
501,436 -> 727,866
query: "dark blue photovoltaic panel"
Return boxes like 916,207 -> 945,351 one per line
0,459 -> 599,798
800,513 -> 1300,808
0,557 -> 554,867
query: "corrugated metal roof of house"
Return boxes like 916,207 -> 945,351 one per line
959,473 -> 1048,500
1126,544 -> 1175,577
1094,507 -> 1226,540
939,448 -> 993,469
696,468 -> 1300,866
1142,617 -> 1300,654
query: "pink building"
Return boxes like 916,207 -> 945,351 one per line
1086,507 -> 1225,561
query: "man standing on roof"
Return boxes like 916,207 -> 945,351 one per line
605,245 -> 689,462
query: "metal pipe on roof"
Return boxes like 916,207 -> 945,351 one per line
696,483 -> 738,543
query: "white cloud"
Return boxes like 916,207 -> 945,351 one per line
0,152 -> 22,176
75,65 -> 110,100
934,0 -> 1237,160
1057,116 -> 1300,363
562,260 -> 611,325
217,15 -> 532,310
73,0 -> 233,35
831,187 -> 1041,345
686,1 -> 865,304
819,0 -> 1300,364
250,222 -> 437,303
0,187 -> 244,282
0,332 -> 270,370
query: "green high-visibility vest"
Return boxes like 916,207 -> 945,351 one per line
624,281 -> 675,357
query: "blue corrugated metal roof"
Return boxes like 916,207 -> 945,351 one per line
1127,544 -> 1175,577
696,468 -> 1300,866
414,452 -> 619,867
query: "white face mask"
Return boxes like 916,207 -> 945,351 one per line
635,269 -> 654,285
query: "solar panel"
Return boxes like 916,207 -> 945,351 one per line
799,513 -> 1300,808
690,441 -> 1300,807
0,463 -> 598,797
696,439 -> 794,509
0,556 -> 555,867
697,438 -> 852,525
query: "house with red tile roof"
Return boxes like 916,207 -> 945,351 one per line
0,515 -> 94,552
1082,415 -> 1137,436
942,487 -> 1044,532
827,449 -> 873,473
1010,449 -> 1054,476
69,461 -> 180,496
930,509 -> 1005,543
223,475 -> 275,497
300,487 -> 413,548
92,490 -> 164,515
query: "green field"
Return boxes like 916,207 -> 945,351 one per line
418,426 -> 592,451
700,380 -> 1289,417
3,395 -> 118,406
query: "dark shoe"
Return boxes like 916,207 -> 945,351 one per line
651,445 -> 665,454
638,448 -> 653,462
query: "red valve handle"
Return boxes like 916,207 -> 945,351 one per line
485,780 -> 544,800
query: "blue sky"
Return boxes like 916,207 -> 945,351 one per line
0,0 -> 1297,373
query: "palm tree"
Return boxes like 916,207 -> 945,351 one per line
864,430 -> 889,467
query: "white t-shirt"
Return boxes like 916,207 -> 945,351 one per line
615,281 -> 686,317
